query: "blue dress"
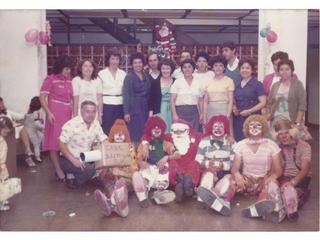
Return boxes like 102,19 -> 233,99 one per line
233,78 -> 265,141
123,71 -> 151,142
156,87 -> 172,131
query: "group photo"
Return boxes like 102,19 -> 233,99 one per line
0,7 -> 319,233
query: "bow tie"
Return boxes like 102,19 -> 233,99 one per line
280,142 -> 297,149
210,139 -> 224,148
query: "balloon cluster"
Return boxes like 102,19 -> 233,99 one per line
259,24 -> 278,43
24,21 -> 52,46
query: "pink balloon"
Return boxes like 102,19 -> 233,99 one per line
25,29 -> 39,43
39,31 -> 49,45
267,31 -> 278,43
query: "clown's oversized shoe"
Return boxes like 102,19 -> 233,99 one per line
241,200 -> 275,219
113,180 -> 129,217
94,189 -> 112,216
152,190 -> 176,204
281,184 -> 299,222
197,187 -> 231,216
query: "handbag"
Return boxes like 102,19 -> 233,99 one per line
0,177 -> 21,202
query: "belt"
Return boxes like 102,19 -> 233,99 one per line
50,99 -> 71,106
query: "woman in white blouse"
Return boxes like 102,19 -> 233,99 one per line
72,59 -> 103,123
98,48 -> 126,134
170,59 -> 202,132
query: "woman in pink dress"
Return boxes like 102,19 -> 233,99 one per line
40,55 -> 73,181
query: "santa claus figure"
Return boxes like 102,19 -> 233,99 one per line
155,22 -> 176,57
133,116 -> 178,208
196,115 -> 235,207
168,119 -> 201,202
94,119 -> 137,218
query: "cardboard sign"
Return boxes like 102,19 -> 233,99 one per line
95,142 -> 132,169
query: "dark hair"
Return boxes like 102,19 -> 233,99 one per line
277,59 -> 295,72
271,51 -> 289,63
0,97 -> 3,102
0,116 -> 13,131
221,41 -> 237,51
76,59 -> 98,80
80,100 -> 97,109
28,96 -> 41,114
147,52 -> 160,61
180,59 -> 196,72
158,59 -> 175,75
239,59 -> 257,77
130,52 -> 145,65
195,51 -> 209,62
52,55 -> 73,74
105,48 -> 122,67
180,50 -> 191,58
209,55 -> 228,69
0,97 -> 6,115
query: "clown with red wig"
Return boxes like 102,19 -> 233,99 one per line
133,116 -> 177,208
196,115 -> 235,204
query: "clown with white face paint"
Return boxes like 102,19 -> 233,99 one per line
133,116 -> 178,208
94,119 -> 137,218
196,115 -> 234,208
197,114 -> 285,223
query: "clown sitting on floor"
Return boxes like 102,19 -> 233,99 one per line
196,115 -> 235,206
197,115 -> 285,223
94,119 -> 137,218
133,116 -> 178,208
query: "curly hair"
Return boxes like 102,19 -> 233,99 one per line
277,59 -> 295,73
209,55 -> 228,69
195,51 -> 209,62
52,55 -> 73,74
158,58 -> 175,75
27,96 -> 41,114
143,116 -> 167,141
243,114 -> 269,138
205,115 -> 230,136
105,47 -> 122,66
75,59 -> 98,80
180,58 -> 196,72
130,52 -> 145,65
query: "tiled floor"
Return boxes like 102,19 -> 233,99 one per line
0,127 -> 318,231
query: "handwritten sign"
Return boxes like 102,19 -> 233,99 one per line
95,142 -> 132,169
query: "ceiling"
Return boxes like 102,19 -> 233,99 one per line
46,9 -> 319,44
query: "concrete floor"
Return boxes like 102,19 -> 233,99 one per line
0,127 -> 319,231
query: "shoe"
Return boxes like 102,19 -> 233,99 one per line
54,172 -> 65,182
197,187 -> 231,216
183,175 -> 194,197
152,190 -> 176,205
241,200 -> 275,219
94,189 -> 112,216
66,178 -> 78,189
287,211 -> 299,222
270,209 -> 287,223
0,204 -> 10,211
175,182 -> 184,203
25,155 -> 36,167
132,172 -> 148,207
35,157 -> 43,163
113,180 -> 129,217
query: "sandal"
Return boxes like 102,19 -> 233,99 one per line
55,172 -> 65,182
25,155 -> 36,167
35,157 -> 43,163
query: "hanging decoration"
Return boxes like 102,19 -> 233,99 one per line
24,20 -> 52,46
154,21 -> 176,59
259,23 -> 278,44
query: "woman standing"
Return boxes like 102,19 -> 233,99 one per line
40,55 -> 73,181
267,59 -> 306,126
148,59 -> 175,130
123,52 -> 151,143
72,59 -> 102,123
203,55 -> 234,124
170,59 -> 202,132
233,59 -> 266,142
98,49 -> 126,134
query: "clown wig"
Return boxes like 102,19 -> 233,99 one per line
243,114 -> 269,138
205,115 -> 230,136
143,116 -> 167,142
108,119 -> 131,143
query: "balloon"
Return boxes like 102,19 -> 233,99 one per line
267,31 -> 278,43
259,28 -> 269,38
39,31 -> 49,45
25,29 -> 39,44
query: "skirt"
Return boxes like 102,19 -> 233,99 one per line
207,101 -> 229,120
102,104 -> 124,135
176,105 -> 200,132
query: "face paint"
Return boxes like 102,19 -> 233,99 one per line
151,126 -> 162,138
114,132 -> 125,143
249,121 -> 263,136
212,121 -> 225,138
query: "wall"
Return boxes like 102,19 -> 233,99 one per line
258,10 -> 308,88
0,10 -> 47,113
